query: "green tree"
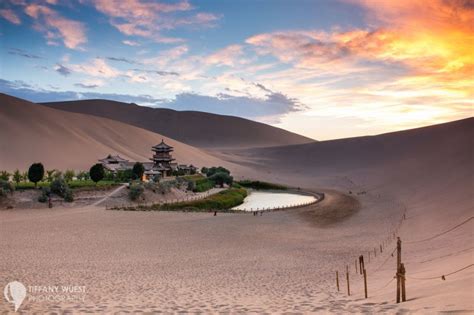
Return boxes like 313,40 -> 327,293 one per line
0,171 -> 10,181
21,171 -> 28,182
64,169 -> 75,183
28,163 -> 44,188
206,166 -> 230,177
201,167 -> 209,175
209,172 -> 233,188
13,170 -> 22,184
132,162 -> 145,180
46,169 -> 56,182
90,164 -> 104,184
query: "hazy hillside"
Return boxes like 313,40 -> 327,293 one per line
42,99 -> 314,149
0,94 -> 230,171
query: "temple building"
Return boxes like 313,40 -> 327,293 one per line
99,140 -> 197,180
150,140 -> 176,177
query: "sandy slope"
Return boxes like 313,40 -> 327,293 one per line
0,93 -> 472,313
0,94 -> 235,171
42,99 -> 315,149
227,117 -> 474,312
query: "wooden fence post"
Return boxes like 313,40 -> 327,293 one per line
355,259 -> 358,274
359,255 -> 365,275
336,271 -> 340,292
401,263 -> 406,302
363,268 -> 368,298
346,265 -> 350,296
396,237 -> 402,303
380,244 -> 383,253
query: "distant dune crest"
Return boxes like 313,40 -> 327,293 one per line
41,99 -> 315,149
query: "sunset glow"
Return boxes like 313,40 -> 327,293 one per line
1,0 -> 472,139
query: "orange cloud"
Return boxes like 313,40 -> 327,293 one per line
246,0 -> 473,135
24,4 -> 86,49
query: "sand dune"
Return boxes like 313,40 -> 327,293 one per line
0,94 -> 232,171
0,92 -> 472,313
42,99 -> 314,149
225,117 -> 474,312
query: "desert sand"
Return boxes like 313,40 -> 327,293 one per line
42,99 -> 314,149
0,94 -> 239,171
0,94 -> 472,313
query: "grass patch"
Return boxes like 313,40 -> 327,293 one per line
14,180 -> 118,190
193,178 -> 215,192
181,174 -> 205,181
237,180 -> 287,191
135,188 -> 248,212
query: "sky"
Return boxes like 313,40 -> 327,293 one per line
0,0 -> 472,140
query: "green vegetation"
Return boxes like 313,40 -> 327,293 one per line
38,187 -> 50,203
129,182 -> 145,201
202,166 -> 230,177
89,163 -> 105,184
50,178 -> 74,202
132,162 -> 145,180
237,180 -> 287,190
64,169 -> 75,183
0,179 -> 14,197
209,172 -> 233,187
144,188 -> 247,212
0,171 -> 10,181
13,180 -> 116,190
193,177 -> 214,192
13,170 -> 21,184
28,163 -> 44,188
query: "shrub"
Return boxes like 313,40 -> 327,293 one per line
116,169 -> 134,183
193,178 -> 214,192
0,180 -> 14,197
76,171 -> 89,181
129,182 -> 144,201
132,162 -> 145,180
46,170 -> 56,182
187,180 -> 196,191
64,188 -> 74,202
0,171 -> 10,181
38,187 -> 51,203
237,180 -> 287,190
157,188 -> 247,211
28,163 -> 44,187
51,178 -> 68,197
90,164 -> 105,184
64,170 -> 75,182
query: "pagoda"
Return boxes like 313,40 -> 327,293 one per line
151,139 -> 175,176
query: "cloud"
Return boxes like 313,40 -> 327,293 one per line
0,78 -> 165,104
8,48 -> 42,59
106,56 -> 139,64
24,4 -> 86,49
0,9 -> 21,24
54,63 -> 72,76
74,83 -> 99,89
161,91 -> 305,119
131,69 -> 180,76
205,45 -> 245,67
122,40 -> 140,46
69,58 -> 120,78
92,0 -> 219,43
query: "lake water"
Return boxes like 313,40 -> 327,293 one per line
232,191 -> 317,211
